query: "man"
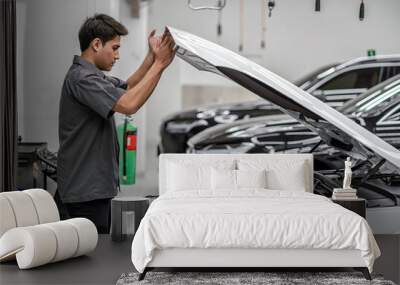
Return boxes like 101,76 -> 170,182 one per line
57,14 -> 175,233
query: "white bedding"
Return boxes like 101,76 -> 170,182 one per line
131,190 -> 380,273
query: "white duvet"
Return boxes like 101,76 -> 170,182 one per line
131,190 -> 380,273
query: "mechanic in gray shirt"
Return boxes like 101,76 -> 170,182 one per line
58,14 -> 175,233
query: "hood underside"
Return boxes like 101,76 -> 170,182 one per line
168,26 -> 400,170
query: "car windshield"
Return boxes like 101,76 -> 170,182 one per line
294,63 -> 338,88
340,75 -> 400,115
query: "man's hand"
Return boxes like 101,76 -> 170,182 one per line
146,30 -> 158,64
115,29 -> 176,115
152,29 -> 176,70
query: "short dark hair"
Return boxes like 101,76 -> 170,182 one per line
78,14 -> 128,52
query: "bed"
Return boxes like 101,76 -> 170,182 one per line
131,154 -> 380,280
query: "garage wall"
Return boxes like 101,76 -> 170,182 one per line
17,0 -> 110,152
16,0 -> 148,175
149,0 -> 400,83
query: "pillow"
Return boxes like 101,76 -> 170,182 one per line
236,169 -> 267,189
211,168 -> 236,190
238,159 -> 308,192
167,162 -> 210,191
211,168 -> 267,191
166,159 -> 236,192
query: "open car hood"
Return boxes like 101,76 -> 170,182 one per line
168,27 -> 400,169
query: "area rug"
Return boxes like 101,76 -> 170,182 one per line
116,271 -> 395,285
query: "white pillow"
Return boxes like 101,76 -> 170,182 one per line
211,168 -> 236,190
211,168 -> 267,191
238,159 -> 308,192
237,169 -> 267,189
166,160 -> 235,192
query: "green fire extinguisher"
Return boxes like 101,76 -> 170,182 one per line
117,116 -> 137,185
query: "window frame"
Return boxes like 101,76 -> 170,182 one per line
316,66 -> 382,92
307,63 -> 400,93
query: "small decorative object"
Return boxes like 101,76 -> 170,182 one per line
343,157 -> 353,190
332,157 -> 357,199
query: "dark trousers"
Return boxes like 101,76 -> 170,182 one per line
65,198 -> 112,234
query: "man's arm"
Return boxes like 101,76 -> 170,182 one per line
113,63 -> 162,115
125,51 -> 154,90
113,33 -> 175,115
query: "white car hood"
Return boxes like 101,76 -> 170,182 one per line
168,26 -> 400,169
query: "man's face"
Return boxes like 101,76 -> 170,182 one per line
94,36 -> 121,71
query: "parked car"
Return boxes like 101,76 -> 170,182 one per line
168,27 -> 400,217
187,74 -> 400,154
159,54 -> 400,153
341,75 -> 400,147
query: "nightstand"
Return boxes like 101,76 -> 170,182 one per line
110,196 -> 150,242
331,198 -> 366,218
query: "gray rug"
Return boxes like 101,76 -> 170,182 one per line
116,271 -> 396,285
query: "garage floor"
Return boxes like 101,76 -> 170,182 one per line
1,235 -> 398,285
0,235 -> 133,285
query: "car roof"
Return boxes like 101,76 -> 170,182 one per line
337,54 -> 400,70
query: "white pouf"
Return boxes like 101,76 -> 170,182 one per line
0,189 -> 98,269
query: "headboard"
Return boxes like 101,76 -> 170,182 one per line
159,154 -> 314,195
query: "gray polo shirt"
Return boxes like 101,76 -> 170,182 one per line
58,55 -> 127,203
